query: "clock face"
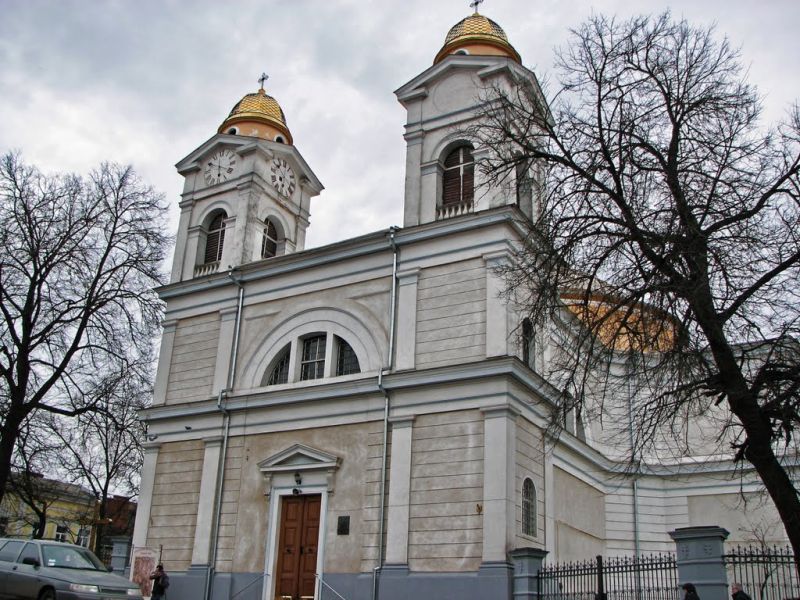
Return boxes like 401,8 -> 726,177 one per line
204,149 -> 237,186
270,158 -> 296,197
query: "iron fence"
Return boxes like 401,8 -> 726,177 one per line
538,553 -> 679,600
724,545 -> 800,600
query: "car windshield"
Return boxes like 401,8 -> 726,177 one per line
40,544 -> 106,571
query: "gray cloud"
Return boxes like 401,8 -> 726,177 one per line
2,0 -> 798,251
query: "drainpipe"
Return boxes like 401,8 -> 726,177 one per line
372,227 -> 399,600
204,269 -> 245,600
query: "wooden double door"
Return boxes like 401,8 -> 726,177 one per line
275,494 -> 321,600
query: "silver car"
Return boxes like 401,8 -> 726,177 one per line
0,537 -> 143,600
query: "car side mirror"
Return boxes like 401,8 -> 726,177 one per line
22,557 -> 40,568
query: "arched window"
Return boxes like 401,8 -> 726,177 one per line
262,219 -> 279,258
265,344 -> 291,386
522,318 -> 535,370
442,145 -> 474,207
522,477 -> 537,536
336,337 -> 360,376
204,211 -> 227,264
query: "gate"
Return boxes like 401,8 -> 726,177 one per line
538,553 -> 680,599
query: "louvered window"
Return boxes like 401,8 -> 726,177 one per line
204,212 -> 227,264
262,219 -> 279,258
442,146 -> 474,207
336,337 -> 360,376
522,478 -> 537,536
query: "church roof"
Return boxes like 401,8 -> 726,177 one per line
434,12 -> 521,64
218,88 -> 293,143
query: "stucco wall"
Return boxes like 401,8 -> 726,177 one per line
147,440 -> 204,569
415,259 -> 486,369
166,313 -> 220,403
688,492 -> 786,545
408,410 -> 484,571
202,422 -> 379,575
553,467 -> 606,561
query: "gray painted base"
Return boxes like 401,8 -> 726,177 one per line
161,562 -> 514,600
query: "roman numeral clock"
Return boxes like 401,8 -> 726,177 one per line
204,148 -> 238,185
270,157 -> 296,197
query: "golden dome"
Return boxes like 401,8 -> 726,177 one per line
434,13 -> 521,64
561,292 -> 678,353
218,88 -> 293,144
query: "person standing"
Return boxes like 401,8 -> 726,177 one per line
731,583 -> 752,600
682,582 -> 701,600
150,564 -> 170,600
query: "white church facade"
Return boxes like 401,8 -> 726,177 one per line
133,9 -> 783,600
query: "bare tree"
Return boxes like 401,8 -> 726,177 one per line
47,370 -> 147,554
0,152 -> 168,507
477,13 -> 800,565
7,421 -> 64,538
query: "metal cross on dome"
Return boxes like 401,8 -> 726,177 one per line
470,0 -> 484,13
258,72 -> 269,90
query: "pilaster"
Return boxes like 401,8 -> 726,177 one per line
132,442 -> 161,548
170,202 -> 193,283
481,405 -> 519,562
395,269 -> 420,371
152,320 -> 178,405
212,307 -> 239,394
385,416 -> 415,565
483,251 -> 510,358
191,437 -> 224,566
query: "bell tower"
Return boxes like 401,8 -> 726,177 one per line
394,7 -> 544,227
169,76 -> 323,283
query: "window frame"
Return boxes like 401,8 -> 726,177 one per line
335,336 -> 361,376
522,477 -> 537,537
262,332 -> 363,387
300,334 -> 327,381
54,524 -> 69,543
203,211 -> 227,265
261,218 -> 280,259
441,145 -> 475,208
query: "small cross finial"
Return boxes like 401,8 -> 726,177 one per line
258,72 -> 269,90
470,0 -> 483,13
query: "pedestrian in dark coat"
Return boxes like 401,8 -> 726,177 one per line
682,582 -> 701,600
149,564 -> 170,600
731,583 -> 752,600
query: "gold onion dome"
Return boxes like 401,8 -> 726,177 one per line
434,12 -> 521,64
218,88 -> 293,145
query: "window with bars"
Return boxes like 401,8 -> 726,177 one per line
336,337 -> 360,376
442,146 -> 475,207
300,335 -> 327,381
204,211 -> 227,264
262,219 -> 279,259
522,478 -> 537,536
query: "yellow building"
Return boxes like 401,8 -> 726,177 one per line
0,473 -> 95,546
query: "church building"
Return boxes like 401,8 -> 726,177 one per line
133,8 -> 783,600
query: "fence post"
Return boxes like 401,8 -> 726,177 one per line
509,547 -> 548,600
595,555 -> 606,600
669,526 -> 730,600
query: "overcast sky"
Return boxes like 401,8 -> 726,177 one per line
2,0 -> 798,256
